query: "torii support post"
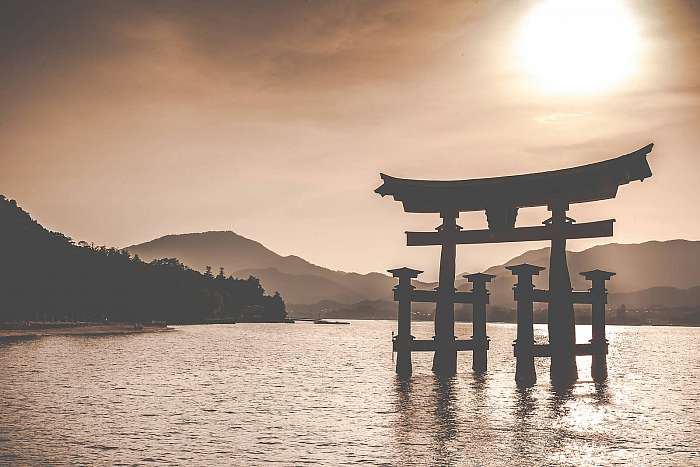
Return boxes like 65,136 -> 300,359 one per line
464,273 -> 495,373
432,210 -> 460,377
546,203 -> 578,383
389,267 -> 422,377
508,263 -> 545,387
581,269 -> 615,381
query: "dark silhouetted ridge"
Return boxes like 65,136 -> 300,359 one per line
0,196 -> 286,324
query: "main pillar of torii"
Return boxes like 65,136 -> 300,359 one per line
376,144 -> 654,378
546,202 -> 578,382
432,210 -> 460,375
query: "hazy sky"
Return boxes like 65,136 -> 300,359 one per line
1,0 -> 699,279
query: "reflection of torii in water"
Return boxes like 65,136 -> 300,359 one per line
377,143 -> 654,383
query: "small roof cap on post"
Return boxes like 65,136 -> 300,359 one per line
505,263 -> 546,276
387,267 -> 423,278
580,269 -> 616,281
463,272 -> 496,283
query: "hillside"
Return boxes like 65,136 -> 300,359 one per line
460,240 -> 700,308
127,231 -> 428,304
608,286 -> 700,308
234,268 -> 364,304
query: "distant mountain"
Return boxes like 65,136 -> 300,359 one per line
608,286 -> 700,308
127,232 -> 700,310
126,231 -> 302,273
233,268 -> 364,304
126,231 -> 429,305
459,240 -> 700,308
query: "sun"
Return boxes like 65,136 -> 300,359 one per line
516,0 -> 641,95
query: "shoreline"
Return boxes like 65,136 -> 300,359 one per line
0,322 -> 174,339
291,317 -> 700,327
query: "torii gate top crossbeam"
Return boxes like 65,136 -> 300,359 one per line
375,144 -> 653,214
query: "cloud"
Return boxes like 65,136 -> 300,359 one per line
1,1 -> 478,102
1,0 -> 699,276
534,112 -> 591,124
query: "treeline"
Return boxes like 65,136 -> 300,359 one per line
0,195 -> 286,324
314,299 -> 700,326
486,305 -> 700,326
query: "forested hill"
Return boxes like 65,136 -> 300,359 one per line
127,231 -> 405,304
0,195 -> 286,324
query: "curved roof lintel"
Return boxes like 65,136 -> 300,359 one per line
375,143 -> 653,213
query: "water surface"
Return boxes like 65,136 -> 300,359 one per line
1,322 -> 698,465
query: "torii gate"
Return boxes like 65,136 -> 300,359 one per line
376,144 -> 653,381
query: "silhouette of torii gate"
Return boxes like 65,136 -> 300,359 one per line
376,143 -> 654,383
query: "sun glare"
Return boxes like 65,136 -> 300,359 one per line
516,0 -> 641,95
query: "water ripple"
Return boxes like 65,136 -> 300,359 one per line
0,322 -> 698,465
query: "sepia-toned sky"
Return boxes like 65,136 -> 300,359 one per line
1,0 -> 699,279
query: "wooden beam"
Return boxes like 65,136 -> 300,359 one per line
515,342 -> 608,357
393,289 -> 475,304
533,289 -> 549,303
409,289 -> 437,303
512,289 -> 593,304
571,291 -> 593,304
406,219 -> 614,246
411,339 -> 437,351
393,339 -> 475,352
